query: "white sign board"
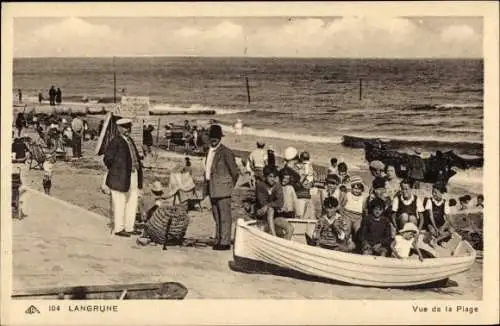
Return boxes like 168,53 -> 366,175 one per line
114,96 -> 151,156
114,96 -> 150,117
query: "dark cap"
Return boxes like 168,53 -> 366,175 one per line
323,197 -> 339,209
372,177 -> 386,189
208,124 -> 224,139
369,197 -> 386,211
325,174 -> 341,185
432,181 -> 447,193
337,162 -> 348,172
263,165 -> 278,177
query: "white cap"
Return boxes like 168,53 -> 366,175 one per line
284,147 -> 298,161
116,118 -> 133,126
400,222 -> 419,234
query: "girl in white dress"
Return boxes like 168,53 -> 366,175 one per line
343,176 -> 368,239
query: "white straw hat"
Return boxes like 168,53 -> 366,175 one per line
284,147 -> 298,161
116,118 -> 133,126
399,222 -> 419,234
151,180 -> 164,193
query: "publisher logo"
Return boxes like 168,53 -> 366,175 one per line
25,305 -> 40,314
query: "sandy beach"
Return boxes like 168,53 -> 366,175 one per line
12,126 -> 483,299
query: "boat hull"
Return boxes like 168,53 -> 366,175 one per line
233,219 -> 476,287
12,282 -> 188,300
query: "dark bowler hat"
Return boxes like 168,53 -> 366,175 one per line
208,124 -> 224,139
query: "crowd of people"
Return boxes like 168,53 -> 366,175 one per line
12,112 -> 97,195
240,143 -> 484,260
15,87 -> 64,105
14,112 -> 482,258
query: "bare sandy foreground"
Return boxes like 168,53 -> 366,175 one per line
11,135 -> 482,300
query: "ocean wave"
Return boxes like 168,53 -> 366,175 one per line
447,168 -> 483,194
340,108 -> 394,115
150,103 -> 255,115
439,127 -> 483,134
448,87 -> 483,94
436,103 -> 483,109
409,103 -> 483,111
219,124 -> 343,144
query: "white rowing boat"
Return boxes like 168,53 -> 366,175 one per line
233,218 -> 476,287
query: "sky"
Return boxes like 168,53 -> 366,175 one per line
13,16 -> 483,58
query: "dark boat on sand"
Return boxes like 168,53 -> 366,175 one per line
342,135 -> 484,158
12,282 -> 188,300
364,142 -> 483,185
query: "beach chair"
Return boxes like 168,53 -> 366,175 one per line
313,165 -> 327,189
26,142 -> 48,170
188,188 -> 205,211
12,168 -> 22,219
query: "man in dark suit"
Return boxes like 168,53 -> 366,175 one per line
204,124 -> 239,250
104,118 -> 144,237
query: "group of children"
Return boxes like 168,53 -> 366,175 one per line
314,157 -> 484,260
247,149 -> 481,261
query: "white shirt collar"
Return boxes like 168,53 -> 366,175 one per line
400,195 -> 416,205
431,197 -> 445,206
209,143 -> 221,151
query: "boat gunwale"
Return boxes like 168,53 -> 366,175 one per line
243,241 -> 471,286
236,219 -> 477,268
243,234 -> 473,282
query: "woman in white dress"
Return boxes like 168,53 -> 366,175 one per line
343,176 -> 369,244
233,119 -> 243,143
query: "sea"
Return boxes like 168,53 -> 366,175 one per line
13,57 -> 484,193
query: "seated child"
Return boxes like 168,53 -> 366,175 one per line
311,197 -> 355,252
391,178 -> 425,231
391,222 -> 424,261
448,198 -> 458,215
277,169 -> 298,219
343,176 -> 368,240
42,154 -> 55,195
238,158 -> 255,189
458,195 -> 472,211
11,137 -> 28,163
255,166 -> 294,239
327,157 -> 338,175
144,180 -> 167,221
476,194 -> 484,208
337,162 -> 351,186
359,198 -> 393,257
183,157 -> 192,175
320,174 -> 346,215
423,182 -> 454,244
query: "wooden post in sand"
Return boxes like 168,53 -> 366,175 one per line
113,57 -> 117,104
359,78 -> 363,101
156,118 -> 161,145
245,76 -> 251,104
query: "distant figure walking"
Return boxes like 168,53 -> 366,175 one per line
143,124 -> 154,156
204,124 -> 239,250
249,140 -> 268,181
38,91 -> 43,104
49,86 -> 56,106
17,89 -> 22,103
56,88 -> 62,105
15,113 -> 25,137
233,119 -> 243,144
104,118 -> 144,237
71,116 -> 84,159
267,146 -> 276,168
97,119 -> 105,136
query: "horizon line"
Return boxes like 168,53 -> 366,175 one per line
13,55 -> 484,60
